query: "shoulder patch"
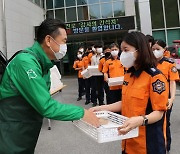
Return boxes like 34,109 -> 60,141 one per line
152,79 -> 166,94
164,57 -> 174,64
145,67 -> 161,77
171,66 -> 178,73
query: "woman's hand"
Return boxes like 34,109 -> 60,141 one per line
167,98 -> 173,109
118,116 -> 143,135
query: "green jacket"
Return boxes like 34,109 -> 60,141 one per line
0,42 -> 84,121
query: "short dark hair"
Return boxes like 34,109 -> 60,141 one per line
146,34 -> 155,47
109,43 -> 119,49
154,39 -> 166,48
94,42 -> 103,48
122,32 -> 157,69
37,19 -> 66,43
103,45 -> 110,51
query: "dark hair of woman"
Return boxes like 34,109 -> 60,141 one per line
154,39 -> 166,48
109,43 -> 119,49
122,32 -> 157,69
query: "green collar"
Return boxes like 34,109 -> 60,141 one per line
24,42 -> 53,72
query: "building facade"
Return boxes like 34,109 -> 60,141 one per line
0,0 -> 44,59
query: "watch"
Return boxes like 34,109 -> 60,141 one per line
141,115 -> 148,126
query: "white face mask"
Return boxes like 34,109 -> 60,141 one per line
153,50 -> 164,59
79,48 -> 84,53
120,51 -> 136,68
50,36 -> 67,60
77,54 -> 82,59
96,48 -> 103,54
92,47 -> 96,52
111,50 -> 119,56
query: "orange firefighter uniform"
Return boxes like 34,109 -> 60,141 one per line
121,67 -> 168,154
102,57 -> 124,90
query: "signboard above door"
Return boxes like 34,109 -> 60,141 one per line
66,16 -> 135,35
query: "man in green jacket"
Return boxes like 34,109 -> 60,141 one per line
0,19 -> 99,154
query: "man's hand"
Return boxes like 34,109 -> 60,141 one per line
82,109 -> 100,127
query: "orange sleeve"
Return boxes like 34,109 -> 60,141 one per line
150,74 -> 168,111
168,63 -> 179,81
82,56 -> 89,68
73,61 -> 77,69
98,58 -> 104,72
164,50 -> 171,58
102,60 -> 109,73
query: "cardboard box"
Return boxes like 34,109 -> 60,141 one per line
108,76 -> 124,86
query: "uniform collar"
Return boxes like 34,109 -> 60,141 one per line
159,57 -> 165,64
24,41 -> 53,72
127,67 -> 143,77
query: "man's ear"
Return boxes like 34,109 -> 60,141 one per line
44,35 -> 51,47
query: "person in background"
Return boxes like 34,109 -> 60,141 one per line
90,32 -> 169,154
102,43 -> 124,104
146,34 -> 155,48
152,39 -> 179,153
98,45 -> 111,104
82,46 -> 92,105
90,43 -> 104,106
73,51 -> 85,101
0,19 -> 100,153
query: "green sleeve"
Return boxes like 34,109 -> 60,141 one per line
8,54 -> 84,121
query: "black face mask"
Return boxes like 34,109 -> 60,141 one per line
105,52 -> 111,58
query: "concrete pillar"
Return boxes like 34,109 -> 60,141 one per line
0,0 -> 7,56
125,0 -> 136,16
138,0 -> 152,35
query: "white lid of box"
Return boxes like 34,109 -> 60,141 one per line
108,76 -> 124,86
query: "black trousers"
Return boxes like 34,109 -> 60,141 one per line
108,89 -> 122,105
78,78 -> 85,98
84,77 -> 91,102
91,76 -> 104,105
104,81 -> 111,104
166,105 -> 173,152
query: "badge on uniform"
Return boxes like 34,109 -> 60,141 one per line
27,69 -> 37,79
171,66 -> 177,73
152,79 -> 166,94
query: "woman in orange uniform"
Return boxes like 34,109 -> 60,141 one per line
90,32 -> 168,154
102,43 -> 124,104
73,51 -> 85,101
98,45 -> 111,104
152,39 -> 179,153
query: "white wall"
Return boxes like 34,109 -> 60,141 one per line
1,0 -> 44,59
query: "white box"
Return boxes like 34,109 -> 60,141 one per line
73,111 -> 139,143
50,65 -> 63,94
81,65 -> 103,78
88,65 -> 103,76
81,69 -> 91,79
108,76 -> 124,86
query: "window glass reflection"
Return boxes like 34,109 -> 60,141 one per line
77,0 -> 88,5
113,1 -> 125,17
89,4 -> 101,19
55,9 -> 65,22
66,0 -> 76,7
54,0 -> 64,8
78,6 -> 89,20
46,10 -> 54,19
46,0 -> 53,9
66,7 -> 77,22
88,0 -> 99,4
101,3 -> 113,18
